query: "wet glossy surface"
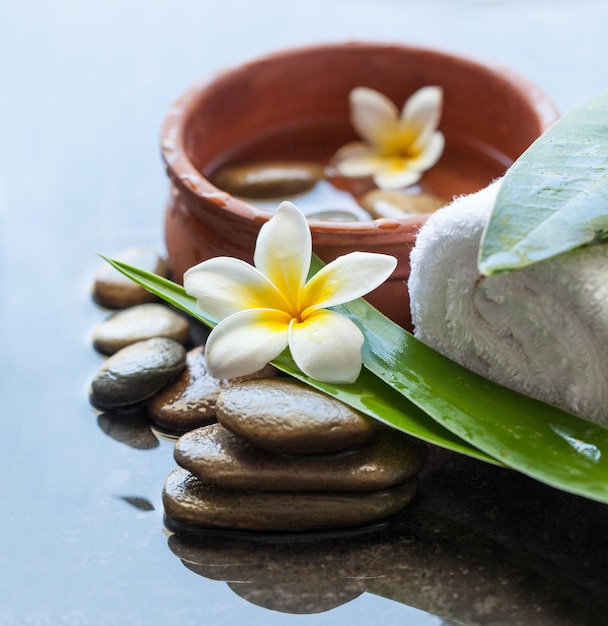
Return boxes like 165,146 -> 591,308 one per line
4,1 -> 608,624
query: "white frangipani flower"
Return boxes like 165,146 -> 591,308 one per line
184,201 -> 397,384
333,86 -> 445,190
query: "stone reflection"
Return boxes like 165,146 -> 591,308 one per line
165,448 -> 608,625
169,531 -> 371,614
97,407 -> 159,450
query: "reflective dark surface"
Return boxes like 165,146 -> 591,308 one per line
3,1 -> 608,624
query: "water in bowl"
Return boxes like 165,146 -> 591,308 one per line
205,122 -> 512,221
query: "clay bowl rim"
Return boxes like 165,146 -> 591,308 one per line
160,40 -> 559,237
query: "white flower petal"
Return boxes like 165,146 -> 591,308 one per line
332,143 -> 387,177
410,132 -> 445,170
302,251 -> 397,313
204,308 -> 290,379
373,164 -> 422,190
289,309 -> 364,383
400,86 -> 443,149
184,257 -> 289,320
350,87 -> 399,149
254,201 -> 311,309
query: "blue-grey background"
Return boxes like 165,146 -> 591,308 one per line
2,1 -> 607,624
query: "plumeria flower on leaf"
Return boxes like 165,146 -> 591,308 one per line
184,201 -> 397,384
332,86 -> 445,190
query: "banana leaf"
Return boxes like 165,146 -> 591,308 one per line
99,255 -> 497,465
101,256 -> 608,504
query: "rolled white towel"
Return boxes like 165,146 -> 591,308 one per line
408,178 -> 608,425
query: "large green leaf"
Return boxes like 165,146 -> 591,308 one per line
336,296 -> 608,504
102,256 -> 608,504
100,256 -> 498,465
479,89 -> 608,276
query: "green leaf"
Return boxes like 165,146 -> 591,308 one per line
335,295 -> 608,505
103,255 -> 608,504
100,255 -> 499,466
479,89 -> 608,275
99,256 -> 218,327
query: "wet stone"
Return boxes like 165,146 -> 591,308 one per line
360,189 -> 447,219
163,467 -> 418,532
92,303 -> 190,355
174,423 -> 428,492
147,346 -> 278,432
216,378 -> 375,454
120,496 -> 155,512
91,337 -> 186,408
93,247 -> 169,309
211,160 -> 325,199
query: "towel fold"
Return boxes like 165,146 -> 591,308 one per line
408,179 -> 608,425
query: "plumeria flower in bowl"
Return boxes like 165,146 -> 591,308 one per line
183,201 -> 397,384
331,86 -> 445,190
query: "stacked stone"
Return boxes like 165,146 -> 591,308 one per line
90,248 -> 428,533
163,378 -> 428,533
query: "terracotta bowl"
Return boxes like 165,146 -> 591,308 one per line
162,42 -> 557,329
